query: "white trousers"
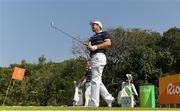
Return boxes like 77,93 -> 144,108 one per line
89,53 -> 113,107
84,82 -> 91,106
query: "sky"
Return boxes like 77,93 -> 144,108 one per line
0,0 -> 180,67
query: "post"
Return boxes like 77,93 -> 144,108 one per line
2,78 -> 13,106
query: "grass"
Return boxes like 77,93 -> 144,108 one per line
0,106 -> 179,110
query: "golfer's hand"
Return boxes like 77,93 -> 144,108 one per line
87,42 -> 92,51
87,42 -> 97,51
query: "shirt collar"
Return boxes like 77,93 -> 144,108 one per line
95,30 -> 102,35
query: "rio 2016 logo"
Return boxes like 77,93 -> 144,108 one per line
167,83 -> 180,95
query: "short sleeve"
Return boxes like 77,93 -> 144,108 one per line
102,31 -> 111,40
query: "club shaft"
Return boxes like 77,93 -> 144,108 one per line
51,23 -> 87,46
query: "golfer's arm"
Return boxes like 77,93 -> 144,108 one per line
77,76 -> 85,83
97,39 -> 111,49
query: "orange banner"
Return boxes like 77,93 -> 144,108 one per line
12,67 -> 26,81
159,74 -> 180,104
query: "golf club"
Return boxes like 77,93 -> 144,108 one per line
51,22 -> 87,46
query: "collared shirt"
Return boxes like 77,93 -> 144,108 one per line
85,69 -> 92,82
89,31 -> 111,57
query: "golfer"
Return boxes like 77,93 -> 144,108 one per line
87,20 -> 114,107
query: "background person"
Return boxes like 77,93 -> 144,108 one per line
76,61 -> 92,106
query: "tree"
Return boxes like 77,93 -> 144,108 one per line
162,27 -> 180,73
38,55 -> 47,64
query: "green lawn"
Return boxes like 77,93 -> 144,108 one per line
0,106 -> 179,110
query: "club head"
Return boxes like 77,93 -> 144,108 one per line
50,22 -> 54,27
